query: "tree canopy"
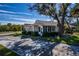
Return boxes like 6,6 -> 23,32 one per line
30,3 -> 79,37
0,23 -> 22,32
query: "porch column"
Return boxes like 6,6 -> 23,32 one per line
55,26 -> 58,32
41,25 -> 43,32
39,25 -> 43,32
47,26 -> 48,32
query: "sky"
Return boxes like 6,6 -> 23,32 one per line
0,3 -> 50,25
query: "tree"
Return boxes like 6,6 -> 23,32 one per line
31,3 -> 78,37
7,23 -> 12,26
0,23 -> 22,32
70,4 -> 79,32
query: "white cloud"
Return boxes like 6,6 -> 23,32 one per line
0,4 -> 16,8
0,4 -> 4,6
0,4 -> 8,7
0,4 -> 10,7
0,20 -> 25,25
15,12 -> 33,16
0,10 -> 15,14
0,13 -> 34,22
0,9 -> 33,16
0,9 -> 51,24
12,18 -> 35,24
13,18 -> 35,21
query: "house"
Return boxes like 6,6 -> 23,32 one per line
24,20 -> 58,36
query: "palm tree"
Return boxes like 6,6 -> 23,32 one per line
31,3 -> 78,37
70,4 -> 79,31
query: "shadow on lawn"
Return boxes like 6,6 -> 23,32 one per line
61,35 -> 79,46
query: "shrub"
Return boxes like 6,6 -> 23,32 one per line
65,28 -> 73,34
50,32 -> 58,36
27,31 -> 32,35
22,29 -> 39,36
42,32 -> 58,37
22,29 -> 27,35
31,32 -> 39,36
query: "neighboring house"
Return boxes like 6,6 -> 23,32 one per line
24,20 -> 58,36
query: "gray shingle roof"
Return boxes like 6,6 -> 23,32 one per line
34,20 -> 57,26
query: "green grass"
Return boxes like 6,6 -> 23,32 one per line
0,44 -> 19,56
11,32 -> 22,36
41,34 -> 79,45
21,32 -> 79,45
61,35 -> 79,45
6,31 -> 22,36
0,31 -> 20,33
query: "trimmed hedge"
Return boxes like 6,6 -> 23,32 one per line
42,32 -> 58,37
22,29 -> 58,37
22,30 -> 39,36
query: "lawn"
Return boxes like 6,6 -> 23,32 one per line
62,33 -> 79,45
40,33 -> 79,45
0,44 -> 19,56
0,31 -> 22,37
11,32 -> 22,36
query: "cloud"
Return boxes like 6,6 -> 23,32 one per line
0,20 -> 25,25
0,13 -> 33,20
0,4 -> 8,7
13,18 -> 35,21
20,12 -> 33,16
0,12 -> 50,23
0,9 -> 50,24
0,4 -> 16,8
0,18 -> 35,24
0,12 -> 35,24
12,18 -> 35,24
0,9 -> 33,16
0,10 -> 15,14
0,4 -> 4,6
0,11 -> 50,22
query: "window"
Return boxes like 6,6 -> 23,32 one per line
51,26 -> 55,31
43,26 -> 47,32
48,26 -> 51,32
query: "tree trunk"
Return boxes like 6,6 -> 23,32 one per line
58,23 -> 64,37
58,15 -> 65,37
54,15 -> 65,37
76,17 -> 79,31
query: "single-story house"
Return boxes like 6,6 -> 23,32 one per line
24,20 -> 58,36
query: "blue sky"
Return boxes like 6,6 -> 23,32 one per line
0,3 -> 50,24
